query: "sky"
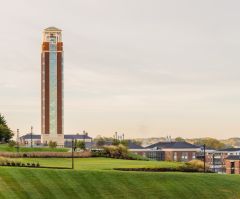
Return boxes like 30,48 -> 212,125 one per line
0,0 -> 240,139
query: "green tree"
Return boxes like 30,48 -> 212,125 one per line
112,139 -> 120,146
0,124 -> 13,143
120,140 -> 128,147
131,140 -> 142,146
96,137 -> 106,148
0,114 -> 7,127
194,138 -> 225,150
0,114 -> 13,143
48,141 -> 57,148
175,137 -> 185,142
76,140 -> 86,150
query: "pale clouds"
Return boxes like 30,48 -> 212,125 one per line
0,0 -> 240,138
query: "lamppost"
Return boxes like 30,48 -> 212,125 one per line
203,144 -> 206,173
16,129 -> 19,153
30,126 -> 33,148
71,139 -> 76,169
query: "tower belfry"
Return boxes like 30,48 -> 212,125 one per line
41,27 -> 64,146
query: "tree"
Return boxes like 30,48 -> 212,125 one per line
131,140 -> 142,146
48,141 -> 57,148
96,137 -> 106,148
194,138 -> 225,150
0,114 -> 13,143
112,139 -> 120,146
119,140 -> 128,147
0,114 -> 7,127
76,140 -> 86,150
0,126 -> 13,143
175,137 -> 185,142
8,140 -> 16,147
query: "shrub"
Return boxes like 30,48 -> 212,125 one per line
103,144 -> 129,159
186,160 -> 209,172
48,141 -> 57,148
127,153 -> 149,161
8,140 -> 16,147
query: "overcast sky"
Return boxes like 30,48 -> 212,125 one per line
0,0 -> 240,139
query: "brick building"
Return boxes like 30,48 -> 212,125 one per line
129,141 -> 201,162
225,155 -> 240,174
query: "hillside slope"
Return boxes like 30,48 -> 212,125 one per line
0,167 -> 240,199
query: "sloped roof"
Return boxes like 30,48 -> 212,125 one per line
226,155 -> 240,160
20,134 -> 41,139
64,134 -> 92,139
218,148 -> 240,152
44,26 -> 61,31
145,141 -> 200,149
127,141 -> 144,149
20,134 -> 92,140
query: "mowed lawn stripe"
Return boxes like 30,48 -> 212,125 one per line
33,169 -> 66,199
94,171 -> 135,199
110,171 -> 166,199
87,171 -> 120,199
9,169 -> 43,199
58,171 -> 89,199
0,174 -> 20,199
70,171 -> 103,199
1,169 -> 32,199
20,169 -> 56,199
46,170 -> 79,198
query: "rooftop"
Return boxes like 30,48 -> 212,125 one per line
20,134 -> 92,140
44,26 -> 62,32
145,141 -> 200,149
218,148 -> 240,152
127,141 -> 144,149
226,155 -> 240,160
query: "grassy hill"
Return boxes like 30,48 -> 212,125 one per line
0,158 -> 240,199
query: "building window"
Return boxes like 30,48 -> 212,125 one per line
173,152 -> 177,161
181,152 -> 188,161
192,152 -> 196,159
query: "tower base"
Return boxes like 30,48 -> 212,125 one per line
41,134 -> 64,147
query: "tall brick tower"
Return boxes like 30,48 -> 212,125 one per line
41,27 -> 64,146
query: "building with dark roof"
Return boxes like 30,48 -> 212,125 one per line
128,141 -> 201,162
20,134 -> 92,148
225,155 -> 240,174
146,141 -> 200,150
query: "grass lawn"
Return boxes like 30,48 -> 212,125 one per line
17,157 -> 184,170
0,144 -> 69,152
0,158 -> 240,199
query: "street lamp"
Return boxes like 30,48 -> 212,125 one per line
16,129 -> 20,153
71,139 -> 76,169
30,126 -> 33,148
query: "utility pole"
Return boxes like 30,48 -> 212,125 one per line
212,153 -> 215,173
203,144 -> 206,173
17,129 -> 19,153
72,139 -> 74,169
31,126 -> 33,148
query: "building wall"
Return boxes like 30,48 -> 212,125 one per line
165,151 -> 196,162
226,160 -> 240,174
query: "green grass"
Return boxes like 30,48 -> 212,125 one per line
0,144 -> 69,152
0,158 -> 240,199
17,157 -> 184,170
